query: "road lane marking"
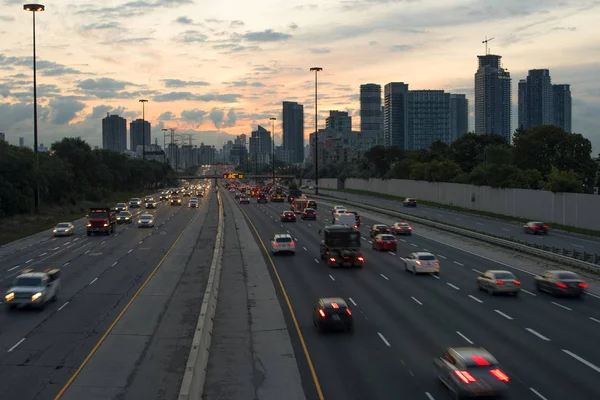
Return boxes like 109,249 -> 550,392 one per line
468,295 -> 483,303
494,310 -> 514,320
62,262 -> 70,267
380,274 -> 389,280
422,248 -> 430,252
73,238 -> 79,241
562,349 -> 600,374
39,252 -> 47,257
398,238 -> 406,242
456,331 -> 473,344
329,275 -> 335,281
590,317 -> 600,324
100,241 -> 106,245
89,278 -> 98,285
377,332 -> 391,347
7,265 -> 20,272
472,268 -> 483,274
8,338 -> 25,353
437,254 -> 447,259
349,298 -> 357,306
572,244 -> 584,248
361,236 -> 366,240
453,261 -> 464,266
84,250 -> 90,255
127,249 -> 133,254
477,222 -> 484,226
410,243 -> 418,247
52,247 -> 60,250
502,228 -> 511,232
303,247 -> 307,251
64,242 -> 70,246
139,241 -> 143,244
25,259 -> 34,264
314,259 -> 319,263
425,393 -> 435,400
430,273 -> 440,279
522,289 -> 536,296
111,262 -> 117,267
446,283 -> 460,290
551,302 -> 572,311
411,296 -> 422,305
526,328 -> 551,341
368,241 -> 372,244
389,251 -> 396,256
530,388 -> 548,400
58,302 -> 69,311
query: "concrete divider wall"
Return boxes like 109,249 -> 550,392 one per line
340,178 -> 600,230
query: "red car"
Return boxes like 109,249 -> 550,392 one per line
372,234 -> 397,251
523,221 -> 548,235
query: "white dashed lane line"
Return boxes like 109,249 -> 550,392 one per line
437,254 -> 447,259
348,297 -> 357,306
468,295 -> 483,303
377,332 -> 391,347
456,331 -> 473,344
551,302 -> 572,311
380,274 -> 389,281
494,310 -> 514,320
58,302 -> 69,311
453,261 -> 464,266
530,388 -> 548,400
314,259 -> 319,264
411,296 -> 423,306
526,328 -> 551,341
472,268 -> 483,274
590,317 -> 600,324
446,283 -> 460,290
329,275 -> 335,281
562,349 -> 600,374
521,289 -> 536,296
7,338 -> 25,353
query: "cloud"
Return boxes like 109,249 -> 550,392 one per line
0,53 -> 84,77
78,77 -> 133,92
229,20 -> 245,28
0,16 -> 15,22
178,30 -> 208,43
175,16 -> 198,25
224,81 -> 265,87
390,44 -> 414,52
162,79 -> 210,88
309,48 -> 331,54
369,41 -> 378,46
212,43 -> 260,53
158,111 -> 175,120
242,30 -> 292,42
288,23 -> 299,30
47,97 -> 86,125
152,92 -> 242,103
209,108 -> 224,129
100,37 -> 154,45
90,105 -> 128,119
81,22 -> 121,31
181,109 -> 207,121
75,0 -> 195,18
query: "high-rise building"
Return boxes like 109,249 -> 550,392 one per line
553,84 -> 572,133
325,110 -> 352,132
517,69 -> 553,130
19,137 -> 24,147
474,54 -> 512,142
450,94 -> 469,141
102,113 -> 127,152
383,82 -> 409,147
0,132 -> 5,142
249,125 -> 272,159
129,119 -> 151,152
282,101 -> 304,163
360,84 -> 382,145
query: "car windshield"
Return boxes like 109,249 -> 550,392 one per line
116,203 -> 126,207
381,235 -> 395,241
398,222 -> 409,226
57,223 -> 70,228
276,237 -> 292,243
495,272 -> 515,279
557,272 -> 578,279
14,277 -> 43,287
118,212 -> 130,216
140,215 -> 153,220
131,198 -> 140,201
375,225 -> 387,230
89,211 -> 107,218
418,255 -> 436,260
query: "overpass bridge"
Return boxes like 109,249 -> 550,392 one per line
177,174 -> 296,180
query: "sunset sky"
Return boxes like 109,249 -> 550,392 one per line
1,0 -> 599,151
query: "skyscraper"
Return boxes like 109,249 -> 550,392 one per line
360,83 -> 382,146
518,69 -> 553,130
0,132 -> 5,142
19,137 -> 24,147
102,113 -> 127,152
282,101 -> 304,163
450,94 -> 469,141
553,84 -> 572,133
325,110 -> 352,132
474,54 -> 512,142
129,119 -> 151,152
383,82 -> 409,148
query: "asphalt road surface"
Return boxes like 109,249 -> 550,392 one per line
234,192 -> 600,400
0,190 -> 212,400
315,189 -> 600,256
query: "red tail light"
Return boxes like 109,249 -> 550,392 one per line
454,370 -> 477,384
273,243 -> 279,247
408,227 -> 412,230
496,280 -> 504,285
435,261 -> 440,266
556,282 -> 567,289
318,309 -> 326,318
489,368 -> 510,382
543,225 -> 548,229
346,309 -> 352,316
470,356 -> 490,366
289,242 -> 295,246
393,239 -> 398,243
578,282 -> 588,288
513,280 -> 521,285
357,256 -> 364,262
329,257 -> 336,263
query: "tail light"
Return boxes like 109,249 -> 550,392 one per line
346,309 -> 352,316
543,225 -> 548,229
408,227 -> 412,230
415,260 -> 422,266
514,280 -> 521,285
289,242 -> 295,246
496,280 -> 504,285
393,239 -> 398,243
533,226 -> 539,229
454,370 -> 477,384
354,225 -> 358,229
489,368 -> 510,382
556,282 -> 567,289
329,257 -> 336,263
357,256 -> 364,262
318,309 -> 326,318
435,261 -> 440,266
578,282 -> 588,288
273,243 -> 279,247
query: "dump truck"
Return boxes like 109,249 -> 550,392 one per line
86,207 -> 117,236
319,225 -> 365,268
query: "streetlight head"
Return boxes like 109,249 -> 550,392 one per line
24,4 -> 44,11
139,99 -> 148,103
310,67 -> 323,72
270,117 -> 276,121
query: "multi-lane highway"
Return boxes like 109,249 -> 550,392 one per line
316,189 -> 600,255
234,191 -> 600,400
0,191 -> 210,400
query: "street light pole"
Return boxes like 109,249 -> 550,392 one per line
270,117 -> 276,184
24,4 -> 44,213
139,99 -> 148,160
310,67 -> 322,195
161,128 -> 168,164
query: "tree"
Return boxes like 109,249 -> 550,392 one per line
545,168 -> 583,193
450,133 -> 507,172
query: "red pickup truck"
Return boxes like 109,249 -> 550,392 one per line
86,207 -> 117,236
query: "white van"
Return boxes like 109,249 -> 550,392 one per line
334,213 -> 358,229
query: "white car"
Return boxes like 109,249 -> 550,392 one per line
332,205 -> 345,215
402,252 -> 440,275
137,214 -> 155,228
271,234 -> 296,255
53,222 -> 75,236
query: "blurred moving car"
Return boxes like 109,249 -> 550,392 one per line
534,270 -> 587,298
239,196 -> 250,204
372,234 -> 397,252
370,224 -> 391,238
115,203 -> 128,212
523,221 -> 548,235
402,252 -> 440,275
129,198 -> 142,208
313,297 -> 353,333
171,196 -> 182,206
392,222 -> 412,235
403,198 -> 417,207
145,198 -> 157,209
53,222 -> 75,236
476,270 -> 521,296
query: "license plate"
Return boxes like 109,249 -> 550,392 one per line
332,315 -> 341,321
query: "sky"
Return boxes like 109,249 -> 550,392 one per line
1,0 -> 600,152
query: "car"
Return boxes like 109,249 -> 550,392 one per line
145,198 -> 157,209
115,203 -> 128,212
129,198 -> 142,208
476,270 -> 521,296
331,205 -> 345,215
270,233 -> 296,255
170,196 -> 182,206
116,211 -> 133,224
534,270 -> 587,298
523,221 -> 548,235
434,347 -> 510,399
402,252 -> 440,275
281,211 -> 296,222
313,297 -> 353,333
301,208 -> 317,220
137,214 -> 155,228
159,192 -> 169,201
346,211 -> 361,226
239,196 -> 250,204
143,196 -> 153,203
403,197 -> 417,207
53,222 -> 75,236
392,222 -> 412,235
370,224 -> 391,238
372,234 -> 397,251
189,198 -> 199,208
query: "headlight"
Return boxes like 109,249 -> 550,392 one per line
5,292 -> 14,301
32,292 -> 42,301
125,217 -> 130,220
86,223 -> 91,227
103,223 -> 109,227
53,229 -> 57,233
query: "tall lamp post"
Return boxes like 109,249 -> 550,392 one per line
270,117 -> 276,184
24,3 -> 44,212
139,99 -> 148,160
310,67 -> 322,195
161,128 -> 168,164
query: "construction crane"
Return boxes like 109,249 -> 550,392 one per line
185,134 -> 197,147
482,36 -> 494,55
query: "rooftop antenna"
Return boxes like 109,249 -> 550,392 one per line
482,36 -> 495,55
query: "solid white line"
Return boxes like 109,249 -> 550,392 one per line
522,289 -> 537,296
8,338 -> 25,353
127,249 -> 133,254
526,328 -> 551,341
314,259 -> 319,263
472,268 -> 483,274
453,261 -> 464,266
25,259 -> 34,264
590,317 -> 600,324
329,274 -> 335,281
551,301 -> 572,311
303,246 -> 307,251
380,274 -> 389,280
58,302 -> 69,311
377,332 -> 391,347
495,310 -> 514,320
438,254 -> 447,259
468,295 -> 483,303
389,251 -> 396,256
562,349 -> 600,374
572,244 -> 584,248
530,388 -> 548,400
411,296 -> 423,305
39,252 -> 47,257
349,297 -> 357,306
89,277 -> 98,285
456,331 -> 473,344
7,265 -> 20,272
477,222 -> 484,226
446,283 -> 460,290
425,392 -> 435,400
430,274 -> 440,279
111,261 -> 117,267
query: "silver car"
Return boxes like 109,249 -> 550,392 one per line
477,270 -> 521,296
189,198 -> 199,208
402,252 -> 440,275
137,214 -> 155,228
53,222 -> 75,236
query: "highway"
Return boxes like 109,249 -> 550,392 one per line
0,191 -> 208,400
316,189 -> 600,255
234,191 -> 600,400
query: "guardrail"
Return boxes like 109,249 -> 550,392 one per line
311,194 -> 600,274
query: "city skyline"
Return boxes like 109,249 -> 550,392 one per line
0,1 -> 599,150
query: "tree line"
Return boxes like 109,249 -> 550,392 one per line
302,125 -> 598,194
0,137 -> 178,218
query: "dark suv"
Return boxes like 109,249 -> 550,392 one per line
403,198 -> 417,207
301,208 -> 317,220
